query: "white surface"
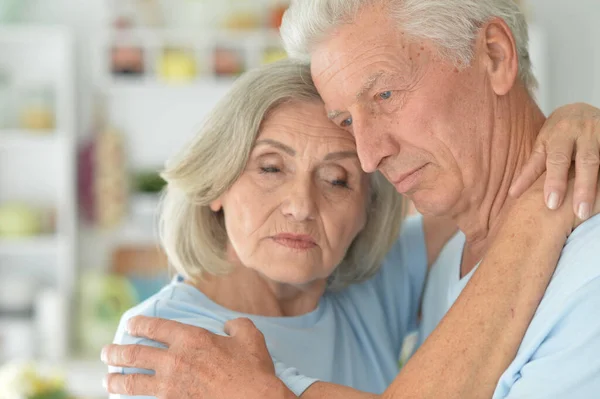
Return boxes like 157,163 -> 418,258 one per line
0,26 -> 77,361
0,234 -> 64,255
0,129 -> 61,149
528,0 -> 600,110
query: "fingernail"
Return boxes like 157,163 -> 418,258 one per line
547,192 -> 559,210
101,347 -> 107,363
578,202 -> 591,221
102,376 -> 108,390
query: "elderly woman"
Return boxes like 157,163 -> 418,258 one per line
107,59 -> 600,398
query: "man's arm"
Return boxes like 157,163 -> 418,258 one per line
298,188 -> 581,399
380,193 -> 575,399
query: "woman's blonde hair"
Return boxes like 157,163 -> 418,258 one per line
159,58 -> 406,290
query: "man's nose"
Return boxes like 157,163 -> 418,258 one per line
353,117 -> 399,173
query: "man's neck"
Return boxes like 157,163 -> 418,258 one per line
456,89 -> 546,277
192,262 -> 327,318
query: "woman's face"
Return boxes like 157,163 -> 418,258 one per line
211,100 -> 369,286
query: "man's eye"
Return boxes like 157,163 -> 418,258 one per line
379,91 -> 392,100
341,116 -> 353,127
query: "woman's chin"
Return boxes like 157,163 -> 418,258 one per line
256,265 -> 330,288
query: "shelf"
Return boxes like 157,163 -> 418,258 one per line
105,76 -> 237,92
103,27 -> 283,47
0,235 -> 64,256
0,130 -> 60,149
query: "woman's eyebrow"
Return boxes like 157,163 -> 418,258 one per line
254,139 -> 295,156
323,151 -> 358,161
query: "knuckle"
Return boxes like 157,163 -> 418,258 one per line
123,375 -> 137,396
547,152 -> 571,166
122,345 -> 139,364
554,119 -> 573,132
576,151 -> 600,166
237,317 -> 256,329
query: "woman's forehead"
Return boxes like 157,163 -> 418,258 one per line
258,101 -> 356,148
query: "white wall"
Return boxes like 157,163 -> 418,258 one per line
528,0 -> 600,109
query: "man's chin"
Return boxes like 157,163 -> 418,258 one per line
410,192 -> 457,217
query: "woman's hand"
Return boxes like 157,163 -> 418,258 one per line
510,103 -> 600,220
516,170 -> 600,233
101,316 -> 288,399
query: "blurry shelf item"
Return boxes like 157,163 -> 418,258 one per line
94,27 -> 285,87
106,75 -> 237,92
113,221 -> 159,245
0,129 -> 60,148
0,235 -> 64,255
103,27 -> 282,47
131,193 -> 161,216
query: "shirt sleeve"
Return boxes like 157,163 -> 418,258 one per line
504,276 -> 600,399
109,297 -> 318,399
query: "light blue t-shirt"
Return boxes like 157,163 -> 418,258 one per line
420,214 -> 600,399
111,215 -> 428,397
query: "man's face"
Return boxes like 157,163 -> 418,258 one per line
311,5 -> 496,216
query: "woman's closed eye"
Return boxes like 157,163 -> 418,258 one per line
260,165 -> 281,173
331,179 -> 349,189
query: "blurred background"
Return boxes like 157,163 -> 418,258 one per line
0,0 -> 597,398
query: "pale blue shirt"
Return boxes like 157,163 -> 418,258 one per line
111,215 -> 428,397
420,214 -> 600,398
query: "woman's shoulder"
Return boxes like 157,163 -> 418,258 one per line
114,280 -> 230,345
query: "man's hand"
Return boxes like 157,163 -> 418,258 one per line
101,316 -> 288,399
510,103 -> 600,220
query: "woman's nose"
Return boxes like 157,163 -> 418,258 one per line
281,180 -> 317,221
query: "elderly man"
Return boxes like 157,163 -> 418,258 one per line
103,1 -> 600,398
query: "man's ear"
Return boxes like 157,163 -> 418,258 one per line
477,17 -> 519,96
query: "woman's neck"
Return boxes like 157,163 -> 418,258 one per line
190,265 -> 328,317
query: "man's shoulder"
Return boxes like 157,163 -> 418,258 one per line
550,214 -> 600,293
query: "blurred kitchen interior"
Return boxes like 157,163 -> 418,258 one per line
0,0 -> 598,398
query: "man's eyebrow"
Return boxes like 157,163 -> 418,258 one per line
356,72 -> 384,99
328,109 -> 344,120
327,72 -> 385,121
254,139 -> 295,155
323,151 -> 358,161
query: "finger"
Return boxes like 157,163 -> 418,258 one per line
510,144 -> 547,198
104,373 -> 157,396
573,138 -> 600,220
127,316 -> 193,346
102,344 -> 167,370
224,318 -> 266,348
544,136 -> 575,210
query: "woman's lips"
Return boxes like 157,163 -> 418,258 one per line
271,234 -> 317,250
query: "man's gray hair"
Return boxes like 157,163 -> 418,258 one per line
159,58 -> 405,291
280,0 -> 537,91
